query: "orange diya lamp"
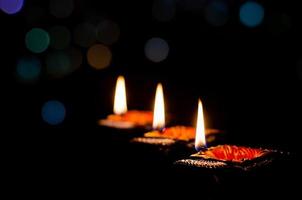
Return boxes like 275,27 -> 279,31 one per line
99,76 -> 153,129
175,99 -> 277,170
132,84 -> 221,146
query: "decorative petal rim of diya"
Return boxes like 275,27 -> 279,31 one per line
191,145 -> 267,162
131,137 -> 176,146
131,126 -> 223,146
144,126 -> 196,141
99,110 -> 153,129
175,145 -> 287,171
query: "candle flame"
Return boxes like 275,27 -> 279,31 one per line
113,76 -> 127,115
195,99 -> 206,151
153,83 -> 165,129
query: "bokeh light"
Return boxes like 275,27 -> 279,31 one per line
46,51 -> 71,78
268,13 -> 291,36
41,100 -> 66,125
74,22 -> 96,48
24,6 -> 46,25
49,26 -> 71,50
239,2 -> 264,28
25,28 -> 50,53
204,0 -> 229,27
67,47 -> 83,72
49,0 -> 74,18
152,0 -> 176,22
96,19 -> 120,45
0,0 -> 24,14
87,44 -> 112,70
144,37 -> 169,62
178,0 -> 206,12
16,57 -> 41,82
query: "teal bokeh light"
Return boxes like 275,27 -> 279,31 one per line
239,2 -> 264,28
16,57 -> 41,82
204,0 -> 229,27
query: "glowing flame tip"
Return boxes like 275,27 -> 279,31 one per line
113,76 -> 127,115
152,83 -> 165,129
195,99 -> 206,151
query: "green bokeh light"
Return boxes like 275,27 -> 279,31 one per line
49,26 -> 71,50
46,51 -> 71,78
25,28 -> 50,53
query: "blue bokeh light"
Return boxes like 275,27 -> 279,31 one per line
204,0 -> 229,27
0,0 -> 24,14
239,2 -> 264,28
41,100 -> 66,125
16,57 -> 41,82
144,37 -> 169,63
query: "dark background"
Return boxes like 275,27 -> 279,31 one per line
2,0 -> 301,198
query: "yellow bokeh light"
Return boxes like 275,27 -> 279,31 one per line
87,44 -> 112,70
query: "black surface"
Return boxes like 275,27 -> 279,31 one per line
3,0 -> 301,198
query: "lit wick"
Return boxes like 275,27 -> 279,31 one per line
99,75 -> 153,129
114,76 -> 127,115
195,99 -> 207,151
174,100 -> 280,169
133,95 -> 220,146
152,83 -> 165,131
